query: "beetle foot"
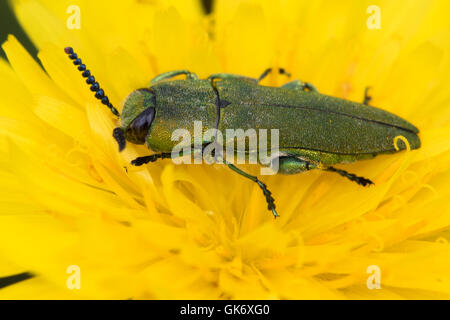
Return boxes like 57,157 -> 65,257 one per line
131,153 -> 172,166
226,162 -> 279,218
355,176 -> 374,187
256,180 -> 279,218
326,166 -> 374,187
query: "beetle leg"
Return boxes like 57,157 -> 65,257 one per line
150,70 -> 198,85
207,68 -> 291,84
325,166 -> 374,187
282,80 -> 319,92
257,68 -> 291,83
363,86 -> 372,105
130,152 -> 172,166
207,73 -> 256,83
131,142 -> 210,166
276,157 -> 373,186
226,162 -> 279,218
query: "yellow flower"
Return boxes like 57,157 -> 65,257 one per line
1,0 -> 450,299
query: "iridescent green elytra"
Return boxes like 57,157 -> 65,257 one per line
65,48 -> 421,218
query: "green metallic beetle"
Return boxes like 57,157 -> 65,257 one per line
65,47 -> 420,218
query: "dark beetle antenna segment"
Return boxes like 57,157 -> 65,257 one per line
64,47 -> 120,117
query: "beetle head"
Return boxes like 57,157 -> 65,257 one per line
63,47 -> 157,152
113,88 -> 156,151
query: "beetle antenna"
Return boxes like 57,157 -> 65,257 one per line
64,47 -> 120,117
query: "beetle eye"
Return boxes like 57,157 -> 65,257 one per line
126,107 -> 156,144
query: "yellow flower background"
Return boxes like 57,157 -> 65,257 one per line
1,0 -> 450,299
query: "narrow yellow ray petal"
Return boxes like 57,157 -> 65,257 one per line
2,35 -> 70,103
